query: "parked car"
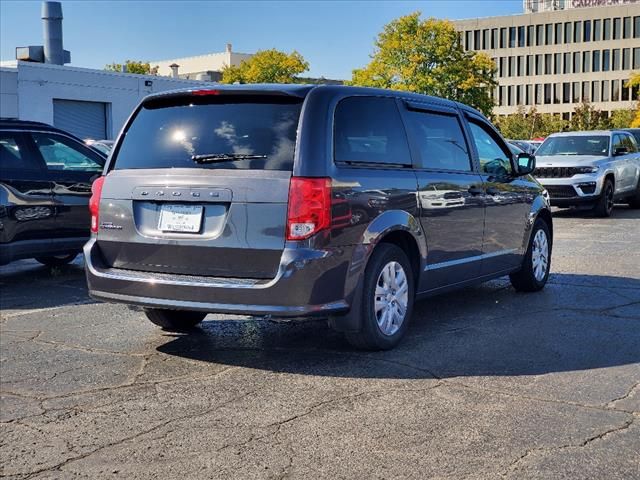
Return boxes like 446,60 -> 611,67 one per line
508,140 -> 536,155
624,128 -> 640,146
534,130 -> 640,216
0,119 -> 106,266
86,139 -> 114,155
85,85 -> 552,350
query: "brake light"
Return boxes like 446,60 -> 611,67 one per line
286,177 -> 332,241
192,89 -> 220,96
89,176 -> 105,233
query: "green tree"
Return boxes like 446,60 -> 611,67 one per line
626,72 -> 640,128
495,106 -> 567,139
570,102 -> 611,131
105,60 -> 154,75
348,12 -> 497,116
610,109 -> 636,129
221,49 -> 309,84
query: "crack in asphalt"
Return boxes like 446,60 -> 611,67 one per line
606,382 -> 640,410
499,414 -> 637,477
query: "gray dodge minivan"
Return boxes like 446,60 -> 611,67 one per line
85,85 -> 552,350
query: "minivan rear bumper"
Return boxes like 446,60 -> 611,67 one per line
84,238 -> 353,317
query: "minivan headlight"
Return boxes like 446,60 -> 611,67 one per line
574,166 -> 599,174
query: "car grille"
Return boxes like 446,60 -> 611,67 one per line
534,167 -> 578,178
544,185 -> 577,198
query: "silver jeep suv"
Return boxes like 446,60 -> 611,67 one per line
534,130 -> 640,216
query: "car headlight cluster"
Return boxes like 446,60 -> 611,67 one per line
574,166 -> 599,174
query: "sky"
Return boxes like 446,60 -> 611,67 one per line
1,0 -> 522,79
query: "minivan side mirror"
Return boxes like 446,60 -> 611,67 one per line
614,146 -> 629,156
516,152 -> 536,176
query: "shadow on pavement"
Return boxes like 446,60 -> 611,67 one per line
157,273 -> 640,379
552,205 -> 640,219
0,256 -> 93,312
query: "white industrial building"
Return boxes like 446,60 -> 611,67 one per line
151,43 -> 254,81
0,61 -> 215,140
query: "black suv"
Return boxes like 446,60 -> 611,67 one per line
85,85 -> 552,350
0,120 -> 106,266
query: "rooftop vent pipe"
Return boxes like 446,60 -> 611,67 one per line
42,1 -> 65,64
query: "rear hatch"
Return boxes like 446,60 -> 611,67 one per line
96,90 -> 305,279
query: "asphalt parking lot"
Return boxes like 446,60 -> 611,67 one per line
1,207 -> 639,479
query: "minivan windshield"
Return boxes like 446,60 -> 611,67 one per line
112,95 -> 303,171
535,135 -> 610,157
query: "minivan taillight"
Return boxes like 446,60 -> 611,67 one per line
89,176 -> 105,233
286,177 -> 332,241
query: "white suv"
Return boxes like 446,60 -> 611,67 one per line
534,130 -> 640,217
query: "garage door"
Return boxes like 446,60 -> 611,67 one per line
53,99 -> 108,140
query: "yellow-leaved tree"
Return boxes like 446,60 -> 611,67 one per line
221,49 -> 309,84
349,12 -> 497,117
627,72 -> 640,128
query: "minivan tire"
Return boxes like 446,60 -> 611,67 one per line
593,179 -> 615,217
345,243 -> 414,351
144,308 -> 207,331
35,253 -> 78,267
509,218 -> 551,292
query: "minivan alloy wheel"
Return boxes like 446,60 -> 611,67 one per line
531,229 -> 549,281
375,261 -> 409,336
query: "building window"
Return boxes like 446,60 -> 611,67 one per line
554,83 -> 561,104
623,48 -> 631,70
582,81 -> 590,102
603,18 -> 611,40
564,22 -> 572,43
593,50 -> 601,72
555,53 -> 562,74
602,80 -> 610,102
536,54 -> 543,75
573,21 -> 582,43
526,84 -> 532,105
584,20 -> 591,42
517,85 -> 523,105
527,25 -> 534,46
572,82 -> 580,103
544,84 -> 552,104
546,23 -> 553,45
594,19 -> 602,41
517,56 -> 524,76
509,56 -> 515,77
634,16 -> 640,38
474,30 -> 481,50
622,83 -> 630,101
499,57 -> 506,77
612,80 -> 620,102
562,112 -> 571,121
555,23 -> 562,44
536,84 -> 543,105
564,52 -> 571,74
613,49 -> 621,71
509,27 -> 516,48
491,28 -> 498,49
576,52 -> 583,73
563,83 -> 571,103
499,86 -> 505,106
603,49 -> 610,72
623,17 -> 631,39
483,29 -> 491,49
536,24 -> 544,46
613,18 -> 621,40
465,31 -> 473,50
527,55 -> 534,75
545,54 -> 552,74
518,26 -> 525,47
583,51 -> 591,73
500,27 -> 507,48
508,86 -> 514,106
634,48 -> 640,69
592,81 -> 600,102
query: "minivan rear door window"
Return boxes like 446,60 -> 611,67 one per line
112,95 -> 302,171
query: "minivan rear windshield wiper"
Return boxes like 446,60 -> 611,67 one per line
191,153 -> 268,163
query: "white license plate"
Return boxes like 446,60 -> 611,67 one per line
158,204 -> 203,233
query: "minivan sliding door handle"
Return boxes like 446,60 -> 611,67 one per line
467,186 -> 484,196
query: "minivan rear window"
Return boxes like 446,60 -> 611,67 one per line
112,95 -> 303,171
